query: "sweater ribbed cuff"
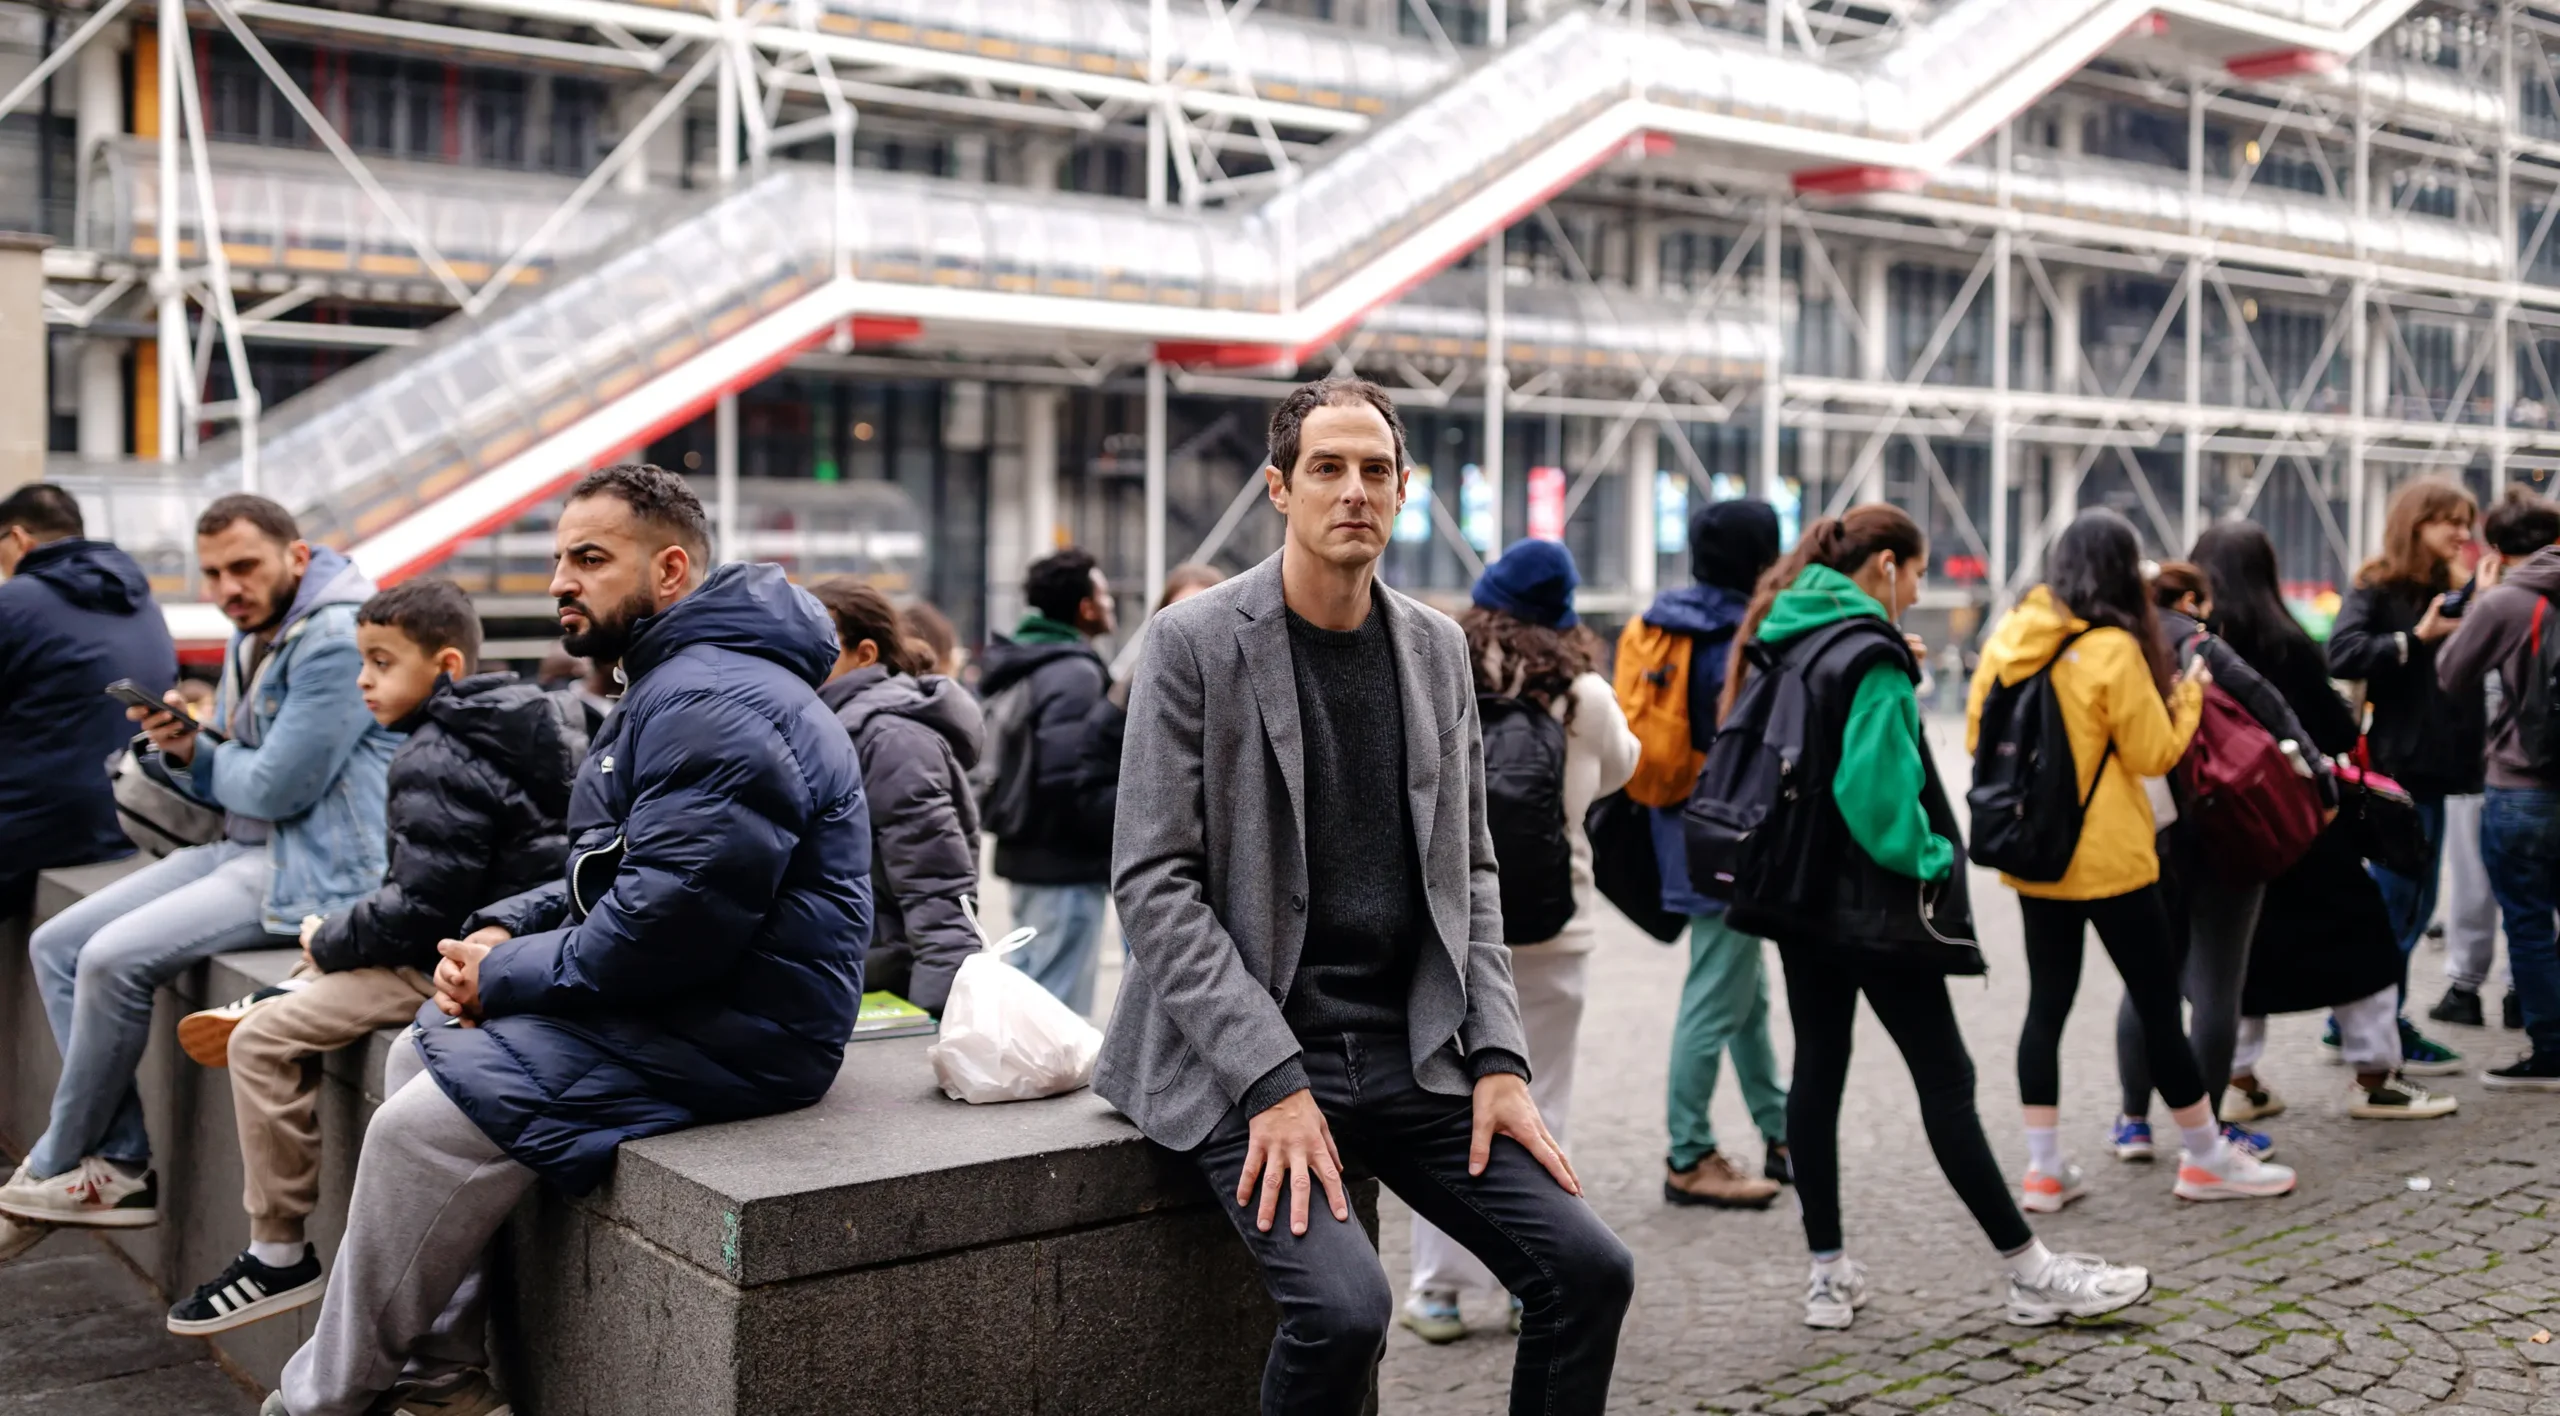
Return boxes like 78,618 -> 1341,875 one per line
1239,1055 -> 1312,1119
1468,1048 -> 1532,1085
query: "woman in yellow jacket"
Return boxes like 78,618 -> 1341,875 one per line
1967,510 -> 2297,1208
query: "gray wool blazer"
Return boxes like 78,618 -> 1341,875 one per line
1094,551 -> 1527,1152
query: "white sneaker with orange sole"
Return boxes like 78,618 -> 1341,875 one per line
2019,1162 -> 2089,1214
2172,1147 -> 2297,1202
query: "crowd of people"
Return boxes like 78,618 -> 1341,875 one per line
0,376 -> 2551,1416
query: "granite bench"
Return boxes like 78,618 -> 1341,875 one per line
1,858 -> 1367,1413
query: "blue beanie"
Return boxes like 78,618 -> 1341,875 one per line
1472,539 -> 1580,629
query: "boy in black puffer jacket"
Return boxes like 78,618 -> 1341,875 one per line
164,578 -> 573,1340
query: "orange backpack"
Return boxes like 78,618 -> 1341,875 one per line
1615,618 -> 1706,808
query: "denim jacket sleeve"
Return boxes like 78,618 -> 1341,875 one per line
193,619 -> 380,822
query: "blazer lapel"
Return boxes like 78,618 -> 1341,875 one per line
1235,557 -> 1309,893
1378,587 -> 1444,862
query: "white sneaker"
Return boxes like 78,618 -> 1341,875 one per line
2019,1161 -> 2088,1214
0,1210 -> 49,1263
1804,1257 -> 1870,1329
2173,1146 -> 2297,1202
0,1157 -> 160,1228
1397,1288 -> 1465,1344
2005,1252 -> 2150,1325
2348,1074 -> 2459,1120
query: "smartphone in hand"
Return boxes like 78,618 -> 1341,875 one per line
105,678 -> 188,727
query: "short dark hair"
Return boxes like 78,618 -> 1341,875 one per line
2150,560 -> 2212,611
810,577 -> 927,676
901,600 -> 957,667
0,483 -> 84,541
196,493 -> 299,545
356,577 -> 482,672
2483,485 -> 2560,558
1024,548 -> 1100,625
1266,377 -> 1409,485
566,463 -> 711,562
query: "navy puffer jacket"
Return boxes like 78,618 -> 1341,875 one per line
418,564 -> 874,1194
0,538 -> 176,872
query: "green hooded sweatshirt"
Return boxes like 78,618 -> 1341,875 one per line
1753,563 -> 1954,883
1010,611 -> 1085,646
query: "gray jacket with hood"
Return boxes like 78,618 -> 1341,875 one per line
821,666 -> 985,1012
2439,543 -> 2560,789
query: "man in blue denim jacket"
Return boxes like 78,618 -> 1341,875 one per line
0,494 -> 394,1251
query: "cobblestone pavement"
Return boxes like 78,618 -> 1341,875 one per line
1374,731 -> 2560,1414
0,1233 -> 257,1414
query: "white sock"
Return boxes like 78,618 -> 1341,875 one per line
2003,1238 -> 2055,1286
2180,1123 -> 2228,1166
2024,1126 -> 2062,1176
248,1239 -> 303,1268
1811,1250 -> 1849,1274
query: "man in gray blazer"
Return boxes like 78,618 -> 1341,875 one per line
1097,378 -> 1634,1415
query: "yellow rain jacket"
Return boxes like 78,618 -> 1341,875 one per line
1964,586 -> 2204,901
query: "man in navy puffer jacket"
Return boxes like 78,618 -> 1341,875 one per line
271,465 -> 872,1416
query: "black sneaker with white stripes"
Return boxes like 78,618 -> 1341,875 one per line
167,1245 -> 323,1336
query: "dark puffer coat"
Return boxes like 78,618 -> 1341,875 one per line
307,674 -> 575,975
820,666 -> 983,1013
975,634 -> 1110,884
0,538 -> 175,873
422,564 -> 874,1194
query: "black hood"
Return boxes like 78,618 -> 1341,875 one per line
425,673 -> 576,818
820,667 -> 986,771
976,635 -> 1104,697
623,563 -> 840,689
20,538 -> 152,616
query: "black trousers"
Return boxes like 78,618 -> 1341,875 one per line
2016,886 -> 2206,1111
1778,945 -> 2033,1257
1189,1031 -> 1635,1416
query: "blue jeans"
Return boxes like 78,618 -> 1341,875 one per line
2480,787 -> 2560,1059
25,840 -> 282,1176
1008,881 -> 1106,1017
2366,793 -> 2447,1008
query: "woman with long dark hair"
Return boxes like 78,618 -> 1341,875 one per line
1400,539 -> 1638,1342
2327,477 -> 2483,1075
811,579 -> 985,1014
2190,523 -> 2448,1123
1725,505 -> 2149,1331
1968,509 -> 2294,1208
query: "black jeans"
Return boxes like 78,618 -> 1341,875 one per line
2017,887 -> 2205,1111
1190,1031 -> 1635,1416
1778,946 -> 2033,1257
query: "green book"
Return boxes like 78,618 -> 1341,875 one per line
853,990 -> 937,1040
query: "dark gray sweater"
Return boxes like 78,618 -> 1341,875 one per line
1238,604 -> 1526,1118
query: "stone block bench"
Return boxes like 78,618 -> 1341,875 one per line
1,858 -> 1348,1413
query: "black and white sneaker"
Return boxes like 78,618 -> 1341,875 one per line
167,1246 -> 323,1335
2482,1053 -> 2560,1092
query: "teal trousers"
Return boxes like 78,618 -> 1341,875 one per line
1665,913 -> 1789,1169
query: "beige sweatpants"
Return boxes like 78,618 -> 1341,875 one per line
229,966 -> 434,1244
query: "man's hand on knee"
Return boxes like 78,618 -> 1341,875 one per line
1471,1074 -> 1580,1196
432,927 -> 509,1026
1239,1089 -> 1349,1237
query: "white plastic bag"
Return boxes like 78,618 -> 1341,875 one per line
927,916 -> 1103,1104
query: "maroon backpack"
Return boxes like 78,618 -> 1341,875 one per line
2173,641 -> 2324,883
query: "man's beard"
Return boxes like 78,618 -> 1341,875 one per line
232,581 -> 294,635
559,588 -> 656,664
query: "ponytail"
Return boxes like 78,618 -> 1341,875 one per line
1718,504 -> 1926,722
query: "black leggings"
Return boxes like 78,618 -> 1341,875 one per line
2016,887 -> 2206,1111
1779,945 -> 2034,1256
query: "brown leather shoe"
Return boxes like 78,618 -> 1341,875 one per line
1663,1152 -> 1782,1209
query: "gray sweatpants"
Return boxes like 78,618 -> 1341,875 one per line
2118,874 -> 2265,1118
277,1032 -> 534,1416
2443,794 -> 2507,991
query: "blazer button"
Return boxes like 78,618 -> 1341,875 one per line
1290,893 -> 1306,912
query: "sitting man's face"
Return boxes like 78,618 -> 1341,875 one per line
355,622 -> 464,728
199,518 -> 309,634
551,494 -> 670,666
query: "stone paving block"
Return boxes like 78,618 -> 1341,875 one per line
2275,1375 -> 2341,1405
2361,1387 -> 2431,1414
2313,1401 -> 2397,1416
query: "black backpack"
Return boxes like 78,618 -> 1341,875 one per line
1479,694 -> 1575,943
2505,595 -> 2560,775
1683,620 -> 1876,907
1966,629 -> 2112,882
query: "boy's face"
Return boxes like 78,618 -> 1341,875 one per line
357,623 -> 465,727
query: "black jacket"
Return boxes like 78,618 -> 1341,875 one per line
308,674 -> 574,974
822,666 -> 984,1013
2328,580 -> 2486,797
1723,618 -> 1982,974
2225,617 -> 2402,1016
977,635 -> 1111,884
0,539 -> 176,872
